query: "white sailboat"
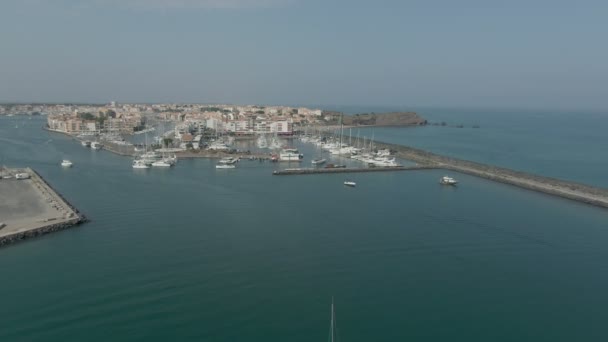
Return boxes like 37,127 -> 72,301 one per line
328,298 -> 337,342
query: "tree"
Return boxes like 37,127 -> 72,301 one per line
163,138 -> 173,148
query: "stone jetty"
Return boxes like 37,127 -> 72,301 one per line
0,168 -> 88,247
365,139 -> 608,209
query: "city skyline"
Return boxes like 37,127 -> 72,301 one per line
1,0 -> 607,110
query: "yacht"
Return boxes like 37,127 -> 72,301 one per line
440,176 -> 458,185
311,158 -> 326,165
344,180 -> 356,187
216,160 -> 236,169
132,159 -> 150,169
151,159 -> 172,167
279,148 -> 303,162
61,160 -> 73,167
219,157 -> 239,164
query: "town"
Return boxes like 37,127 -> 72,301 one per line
0,103 -> 327,137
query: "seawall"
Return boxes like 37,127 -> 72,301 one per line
369,140 -> 608,209
0,168 -> 88,247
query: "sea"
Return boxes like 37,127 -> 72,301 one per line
0,109 -> 607,342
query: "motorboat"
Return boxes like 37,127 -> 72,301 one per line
311,158 -> 327,165
151,159 -> 172,167
219,157 -> 239,164
279,148 -> 303,161
344,180 -> 356,187
440,176 -> 458,185
216,162 -> 236,169
132,159 -> 150,169
61,160 -> 73,167
91,142 -> 102,150
81,141 -> 91,148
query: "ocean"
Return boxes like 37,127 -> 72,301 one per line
0,112 -> 607,341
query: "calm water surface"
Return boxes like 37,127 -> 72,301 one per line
1,115 -> 607,341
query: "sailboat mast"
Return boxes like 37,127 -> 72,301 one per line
339,114 -> 343,151
330,297 -> 335,342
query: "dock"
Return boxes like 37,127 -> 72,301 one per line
0,167 -> 87,247
272,165 -> 435,175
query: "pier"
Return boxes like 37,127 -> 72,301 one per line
0,167 -> 87,247
272,165 -> 435,175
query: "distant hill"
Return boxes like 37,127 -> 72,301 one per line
322,111 -> 427,126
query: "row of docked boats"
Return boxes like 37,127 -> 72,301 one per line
216,157 -> 239,169
132,151 -> 178,169
81,140 -> 102,150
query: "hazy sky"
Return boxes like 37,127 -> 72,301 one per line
1,0 -> 607,109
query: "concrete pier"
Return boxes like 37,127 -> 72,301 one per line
0,168 -> 87,247
272,165 -> 435,175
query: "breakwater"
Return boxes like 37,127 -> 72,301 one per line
368,140 -> 608,209
0,168 -> 88,247
273,165 -> 435,175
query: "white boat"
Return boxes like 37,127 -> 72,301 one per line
91,142 -> 102,150
61,160 -> 73,167
81,141 -> 91,148
311,158 -> 326,165
219,157 -> 239,164
216,164 -> 236,169
344,180 -> 356,187
151,159 -> 172,167
279,148 -> 303,162
132,160 -> 150,169
15,173 -> 30,180
440,176 -> 458,185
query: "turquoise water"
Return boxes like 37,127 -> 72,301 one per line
1,115 -> 608,341
337,107 -> 608,188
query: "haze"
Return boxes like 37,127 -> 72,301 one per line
1,0 -> 607,110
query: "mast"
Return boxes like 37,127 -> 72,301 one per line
339,114 -> 343,151
330,297 -> 335,342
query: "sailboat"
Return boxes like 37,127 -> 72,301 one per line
328,297 -> 338,342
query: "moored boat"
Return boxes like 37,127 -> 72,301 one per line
132,159 -> 150,169
279,148 -> 303,162
440,176 -> 458,185
151,159 -> 172,167
311,158 -> 326,165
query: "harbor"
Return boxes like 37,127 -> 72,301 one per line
0,167 -> 87,247
54,120 -> 608,210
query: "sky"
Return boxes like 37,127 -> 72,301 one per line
0,0 -> 607,110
